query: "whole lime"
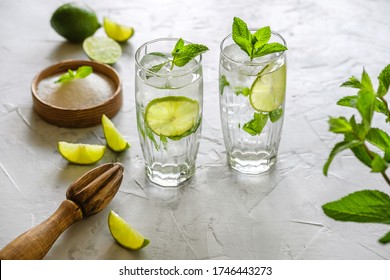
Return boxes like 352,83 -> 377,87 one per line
50,3 -> 101,43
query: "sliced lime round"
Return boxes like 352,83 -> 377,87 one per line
145,96 -> 199,138
58,141 -> 106,165
249,64 -> 286,112
83,36 -> 122,64
108,210 -> 150,250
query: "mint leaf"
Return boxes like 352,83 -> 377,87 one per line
243,112 -> 268,136
377,64 -> 390,97
350,144 -> 373,167
371,155 -> 387,173
365,128 -> 390,151
149,52 -> 168,58
385,148 -> 390,163
361,68 -> 374,92
160,135 -> 168,150
172,38 -> 185,56
269,108 -> 283,123
343,133 -> 375,168
55,66 -> 93,83
148,62 -> 168,73
148,39 -> 208,72
172,41 -> 208,68
379,231 -> 390,244
340,76 -> 362,89
337,95 -> 389,117
253,42 -> 287,58
337,95 -> 358,107
328,116 -> 353,134
74,66 -> 93,79
220,75 -> 230,95
356,88 -> 375,132
323,140 -> 362,175
322,190 -> 390,224
253,26 -> 271,49
146,125 -> 159,150
234,87 -> 250,97
232,17 -> 252,58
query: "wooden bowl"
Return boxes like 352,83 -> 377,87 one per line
31,60 -> 122,128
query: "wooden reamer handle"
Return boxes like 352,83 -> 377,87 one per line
0,199 -> 83,260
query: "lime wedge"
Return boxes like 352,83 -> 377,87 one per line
249,63 -> 286,112
145,96 -> 199,138
108,210 -> 150,250
103,17 -> 134,43
83,36 -> 122,64
58,141 -> 106,165
102,114 -> 130,152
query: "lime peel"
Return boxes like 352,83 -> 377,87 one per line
108,210 -> 149,250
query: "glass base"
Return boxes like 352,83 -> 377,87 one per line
228,151 -> 276,175
145,163 -> 195,187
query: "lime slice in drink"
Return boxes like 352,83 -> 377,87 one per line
103,17 -> 134,43
108,210 -> 150,250
145,96 -> 199,138
83,36 -> 122,64
249,64 -> 286,112
102,114 -> 130,152
58,141 -> 106,165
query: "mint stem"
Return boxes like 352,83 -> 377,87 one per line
379,96 -> 390,120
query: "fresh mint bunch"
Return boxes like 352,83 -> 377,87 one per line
148,38 -> 208,73
55,66 -> 93,83
323,64 -> 390,244
232,17 -> 287,61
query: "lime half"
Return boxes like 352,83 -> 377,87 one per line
83,36 -> 122,64
249,64 -> 286,112
145,96 -> 199,138
108,210 -> 150,250
102,114 -> 130,152
58,141 -> 106,165
103,17 -> 134,43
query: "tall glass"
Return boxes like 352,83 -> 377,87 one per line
135,38 -> 203,187
219,31 -> 287,174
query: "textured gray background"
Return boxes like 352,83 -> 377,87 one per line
0,0 -> 389,259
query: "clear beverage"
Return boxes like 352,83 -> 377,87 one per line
135,38 -> 203,187
219,32 -> 287,174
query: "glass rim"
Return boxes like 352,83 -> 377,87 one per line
220,30 -> 287,65
135,37 -> 203,78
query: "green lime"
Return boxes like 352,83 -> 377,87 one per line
145,96 -> 200,138
103,17 -> 135,43
50,3 -> 101,43
58,141 -> 106,165
83,36 -> 122,64
249,64 -> 287,112
102,114 -> 130,152
108,210 -> 150,250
